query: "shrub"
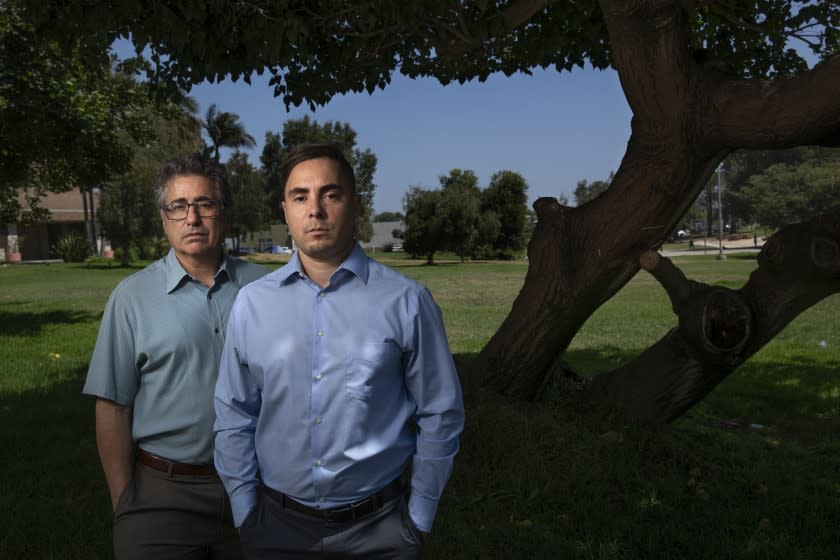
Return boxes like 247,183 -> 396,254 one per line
52,232 -> 91,262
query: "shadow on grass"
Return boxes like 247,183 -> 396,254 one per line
0,366 -> 112,559
439,350 -> 840,559
0,308 -> 100,336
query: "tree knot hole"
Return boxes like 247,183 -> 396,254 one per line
701,289 -> 750,354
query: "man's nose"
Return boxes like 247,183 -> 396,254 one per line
307,198 -> 326,218
185,204 -> 203,224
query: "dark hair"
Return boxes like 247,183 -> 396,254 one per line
280,144 -> 356,198
153,154 -> 232,210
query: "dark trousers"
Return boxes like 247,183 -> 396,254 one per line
113,463 -> 241,560
239,486 -> 424,559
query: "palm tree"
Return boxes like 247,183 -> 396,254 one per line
202,104 -> 256,162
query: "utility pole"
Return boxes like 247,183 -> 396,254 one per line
716,162 -> 726,261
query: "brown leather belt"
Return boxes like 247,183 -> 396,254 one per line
136,447 -> 216,476
262,479 -> 404,522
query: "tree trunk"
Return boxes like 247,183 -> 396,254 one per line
467,0 -> 840,423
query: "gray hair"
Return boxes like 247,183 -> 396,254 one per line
153,153 -> 232,210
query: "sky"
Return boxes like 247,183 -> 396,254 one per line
114,40 -> 633,214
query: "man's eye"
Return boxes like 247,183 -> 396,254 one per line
197,201 -> 215,209
168,203 -> 187,211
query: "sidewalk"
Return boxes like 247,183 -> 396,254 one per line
662,236 -> 764,257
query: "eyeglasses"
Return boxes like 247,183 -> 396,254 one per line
162,199 -> 222,221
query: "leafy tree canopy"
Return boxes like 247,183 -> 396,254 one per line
0,1 -> 160,225
731,147 -> 840,229
399,168 -> 530,261
23,1 -> 838,109
374,211 -> 404,223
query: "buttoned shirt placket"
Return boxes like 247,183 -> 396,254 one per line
205,271 -> 228,364
306,272 -> 331,507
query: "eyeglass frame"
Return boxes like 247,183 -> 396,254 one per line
161,199 -> 224,221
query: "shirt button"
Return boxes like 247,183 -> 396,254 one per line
319,292 -> 326,298
317,330 -> 324,337
319,497 -> 326,503
314,374 -> 322,382
315,459 -> 322,466
214,328 -> 219,334
315,417 -> 322,425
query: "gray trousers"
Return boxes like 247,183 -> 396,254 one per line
239,486 -> 424,559
113,463 -> 241,560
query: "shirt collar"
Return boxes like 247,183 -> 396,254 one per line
163,249 -> 230,293
276,242 -> 369,286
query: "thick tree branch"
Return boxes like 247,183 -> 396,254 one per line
712,55 -> 840,148
598,0 -> 697,126
585,212 -> 840,424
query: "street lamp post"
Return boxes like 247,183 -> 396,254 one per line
716,162 -> 726,261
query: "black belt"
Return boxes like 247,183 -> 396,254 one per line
263,479 -> 404,522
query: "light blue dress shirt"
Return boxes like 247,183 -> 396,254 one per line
214,243 -> 464,532
83,250 -> 268,464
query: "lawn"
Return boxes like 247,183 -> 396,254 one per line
1,254 -> 838,559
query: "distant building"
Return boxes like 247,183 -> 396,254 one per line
361,221 -> 403,251
228,223 -> 292,253
2,189 -> 100,262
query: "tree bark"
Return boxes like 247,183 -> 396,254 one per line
468,0 -> 840,420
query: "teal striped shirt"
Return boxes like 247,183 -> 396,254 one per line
84,250 -> 268,464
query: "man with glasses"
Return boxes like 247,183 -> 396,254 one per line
83,154 -> 268,559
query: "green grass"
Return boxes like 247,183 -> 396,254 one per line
1,255 -> 838,558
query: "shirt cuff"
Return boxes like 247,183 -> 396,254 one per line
407,492 -> 439,533
230,491 -> 258,527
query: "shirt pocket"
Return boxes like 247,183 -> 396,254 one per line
345,342 -> 403,401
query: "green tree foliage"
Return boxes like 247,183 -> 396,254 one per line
481,170 -> 529,258
374,211 -> 403,222
734,149 -> 840,229
98,98 -> 203,266
573,172 -> 614,206
225,150 -> 270,254
202,104 -> 256,163
396,187 -> 443,265
439,174 -> 481,262
0,1 -> 156,226
29,1 -> 835,109
260,117 -> 377,241
439,168 -> 480,192
399,169 -> 529,261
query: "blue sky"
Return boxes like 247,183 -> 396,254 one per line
115,40 -> 633,214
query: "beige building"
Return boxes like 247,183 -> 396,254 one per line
2,189 -> 100,262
